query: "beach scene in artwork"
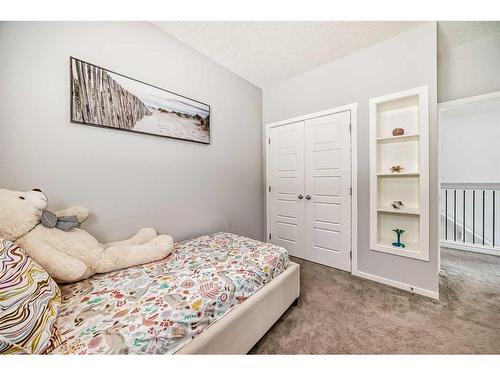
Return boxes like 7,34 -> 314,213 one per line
71,59 -> 210,143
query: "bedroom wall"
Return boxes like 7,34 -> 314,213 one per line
263,22 -> 439,295
437,31 -> 500,102
0,22 -> 264,243
440,99 -> 500,183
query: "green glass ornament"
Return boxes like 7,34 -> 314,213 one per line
392,229 -> 406,248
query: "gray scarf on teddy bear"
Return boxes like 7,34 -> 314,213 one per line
40,210 -> 80,231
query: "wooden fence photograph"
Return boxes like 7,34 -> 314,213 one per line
70,57 -> 210,144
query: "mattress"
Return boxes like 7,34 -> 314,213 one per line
49,232 -> 290,354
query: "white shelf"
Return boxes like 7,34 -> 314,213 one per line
375,240 -> 421,256
369,85 -> 429,262
377,206 -> 420,215
377,172 -> 419,177
376,134 -> 419,143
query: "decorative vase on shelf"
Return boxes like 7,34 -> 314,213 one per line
392,229 -> 406,248
392,128 -> 404,136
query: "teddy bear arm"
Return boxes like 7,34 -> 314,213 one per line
28,240 -> 88,283
55,206 -> 89,223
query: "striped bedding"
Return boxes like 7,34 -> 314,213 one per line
0,238 -> 62,354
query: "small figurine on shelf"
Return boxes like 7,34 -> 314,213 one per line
392,128 -> 405,136
390,165 -> 403,173
392,229 -> 406,248
391,200 -> 404,209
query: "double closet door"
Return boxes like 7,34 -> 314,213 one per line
267,111 -> 351,271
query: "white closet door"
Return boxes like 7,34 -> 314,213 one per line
269,121 -> 305,258
304,111 -> 351,271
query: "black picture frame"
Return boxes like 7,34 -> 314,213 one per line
70,57 -> 211,144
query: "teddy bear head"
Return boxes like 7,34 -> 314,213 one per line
0,188 -> 48,241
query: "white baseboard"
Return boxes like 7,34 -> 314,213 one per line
441,241 -> 500,257
352,269 -> 439,300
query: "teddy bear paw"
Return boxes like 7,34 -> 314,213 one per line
136,227 -> 157,242
149,235 -> 173,250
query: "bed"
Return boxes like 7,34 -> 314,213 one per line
48,232 -> 300,354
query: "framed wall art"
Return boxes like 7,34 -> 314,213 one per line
70,57 -> 210,144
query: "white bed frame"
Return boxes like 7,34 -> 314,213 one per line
175,262 -> 300,354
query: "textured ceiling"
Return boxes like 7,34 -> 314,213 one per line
154,21 -> 500,88
154,21 -> 425,88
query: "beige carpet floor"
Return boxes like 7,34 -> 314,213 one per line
250,248 -> 500,354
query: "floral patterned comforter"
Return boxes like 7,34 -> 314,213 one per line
49,232 -> 289,354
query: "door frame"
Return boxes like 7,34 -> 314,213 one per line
264,103 -> 358,272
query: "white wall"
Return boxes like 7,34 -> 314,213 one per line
440,98 -> 500,183
438,32 -> 500,102
263,23 -> 439,295
0,22 -> 264,243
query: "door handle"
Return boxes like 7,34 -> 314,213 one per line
306,195 -> 312,200
298,194 -> 304,200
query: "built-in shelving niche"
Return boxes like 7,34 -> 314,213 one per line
369,86 -> 429,261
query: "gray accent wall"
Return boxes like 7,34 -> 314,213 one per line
438,31 -> 500,102
440,99 -> 500,183
263,23 -> 439,294
0,22 -> 264,243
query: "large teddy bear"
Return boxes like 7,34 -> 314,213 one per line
0,188 -> 173,283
